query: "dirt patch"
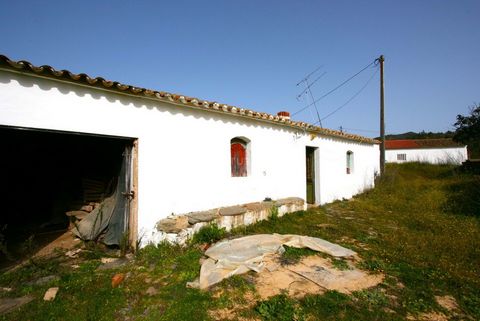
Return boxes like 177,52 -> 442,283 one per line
34,231 -> 80,258
254,255 -> 383,299
407,312 -> 449,321
209,307 -> 260,321
435,295 -> 459,312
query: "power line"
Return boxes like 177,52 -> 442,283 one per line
313,67 -> 379,124
292,60 -> 377,117
296,71 -> 327,99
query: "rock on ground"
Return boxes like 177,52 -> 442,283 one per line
43,287 -> 59,301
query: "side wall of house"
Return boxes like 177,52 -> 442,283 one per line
317,137 -> 379,204
0,71 -> 379,243
386,147 -> 468,164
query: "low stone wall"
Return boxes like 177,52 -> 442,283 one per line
151,197 -> 306,245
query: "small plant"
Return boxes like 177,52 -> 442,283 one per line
190,223 -> 226,245
359,258 -> 386,272
353,289 -> 389,308
332,258 -> 350,270
269,205 -> 279,221
81,240 -> 105,259
280,246 -> 318,266
119,230 -> 130,257
256,293 -> 302,321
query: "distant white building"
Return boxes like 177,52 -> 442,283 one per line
0,54 -> 380,247
385,139 -> 468,165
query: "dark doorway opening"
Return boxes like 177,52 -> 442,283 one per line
306,147 -> 317,204
0,126 -> 134,268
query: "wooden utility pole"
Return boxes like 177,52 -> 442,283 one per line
379,55 -> 385,176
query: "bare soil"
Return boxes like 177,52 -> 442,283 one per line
254,255 -> 383,299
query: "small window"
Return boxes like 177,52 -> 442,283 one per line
346,151 -> 354,174
397,153 -> 406,161
231,137 -> 248,177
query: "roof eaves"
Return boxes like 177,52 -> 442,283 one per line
0,54 -> 378,145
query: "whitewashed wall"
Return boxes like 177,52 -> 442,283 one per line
386,147 -> 467,165
0,71 -> 379,241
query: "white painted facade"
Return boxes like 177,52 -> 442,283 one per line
0,70 -> 379,244
386,147 -> 467,165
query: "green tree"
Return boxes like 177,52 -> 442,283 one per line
453,103 -> 480,159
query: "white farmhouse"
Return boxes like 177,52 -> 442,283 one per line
385,139 -> 467,165
0,55 -> 379,247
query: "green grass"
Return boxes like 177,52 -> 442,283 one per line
190,223 -> 226,245
279,246 -> 318,266
1,163 -> 479,320
255,293 -> 302,321
231,163 -> 480,319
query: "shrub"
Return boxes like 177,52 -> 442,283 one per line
191,223 -> 226,245
269,206 -> 279,221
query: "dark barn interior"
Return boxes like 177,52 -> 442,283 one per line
0,126 -> 132,268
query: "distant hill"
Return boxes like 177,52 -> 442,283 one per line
376,131 -> 455,140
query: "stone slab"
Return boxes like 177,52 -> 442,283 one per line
244,202 -> 273,212
65,210 -> 89,220
0,296 -> 34,314
219,206 -> 247,216
186,210 -> 219,224
156,216 -> 190,233
275,197 -> 305,206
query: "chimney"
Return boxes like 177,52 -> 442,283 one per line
277,111 -> 290,120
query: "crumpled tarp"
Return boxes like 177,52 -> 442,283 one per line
197,234 -> 356,289
71,192 -> 117,242
71,148 -> 129,245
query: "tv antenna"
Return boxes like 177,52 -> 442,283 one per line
296,66 -> 325,127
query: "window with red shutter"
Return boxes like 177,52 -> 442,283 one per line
231,138 -> 248,177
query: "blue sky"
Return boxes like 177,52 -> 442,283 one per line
1,0 -> 478,137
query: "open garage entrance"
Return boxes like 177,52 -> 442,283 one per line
0,126 -> 137,268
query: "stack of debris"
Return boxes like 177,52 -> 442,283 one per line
65,202 -> 100,228
65,178 -> 109,228
68,176 -> 125,245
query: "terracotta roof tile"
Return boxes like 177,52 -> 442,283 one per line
386,139 -> 464,150
0,54 -> 379,144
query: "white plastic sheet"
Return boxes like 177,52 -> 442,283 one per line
198,234 -> 356,289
